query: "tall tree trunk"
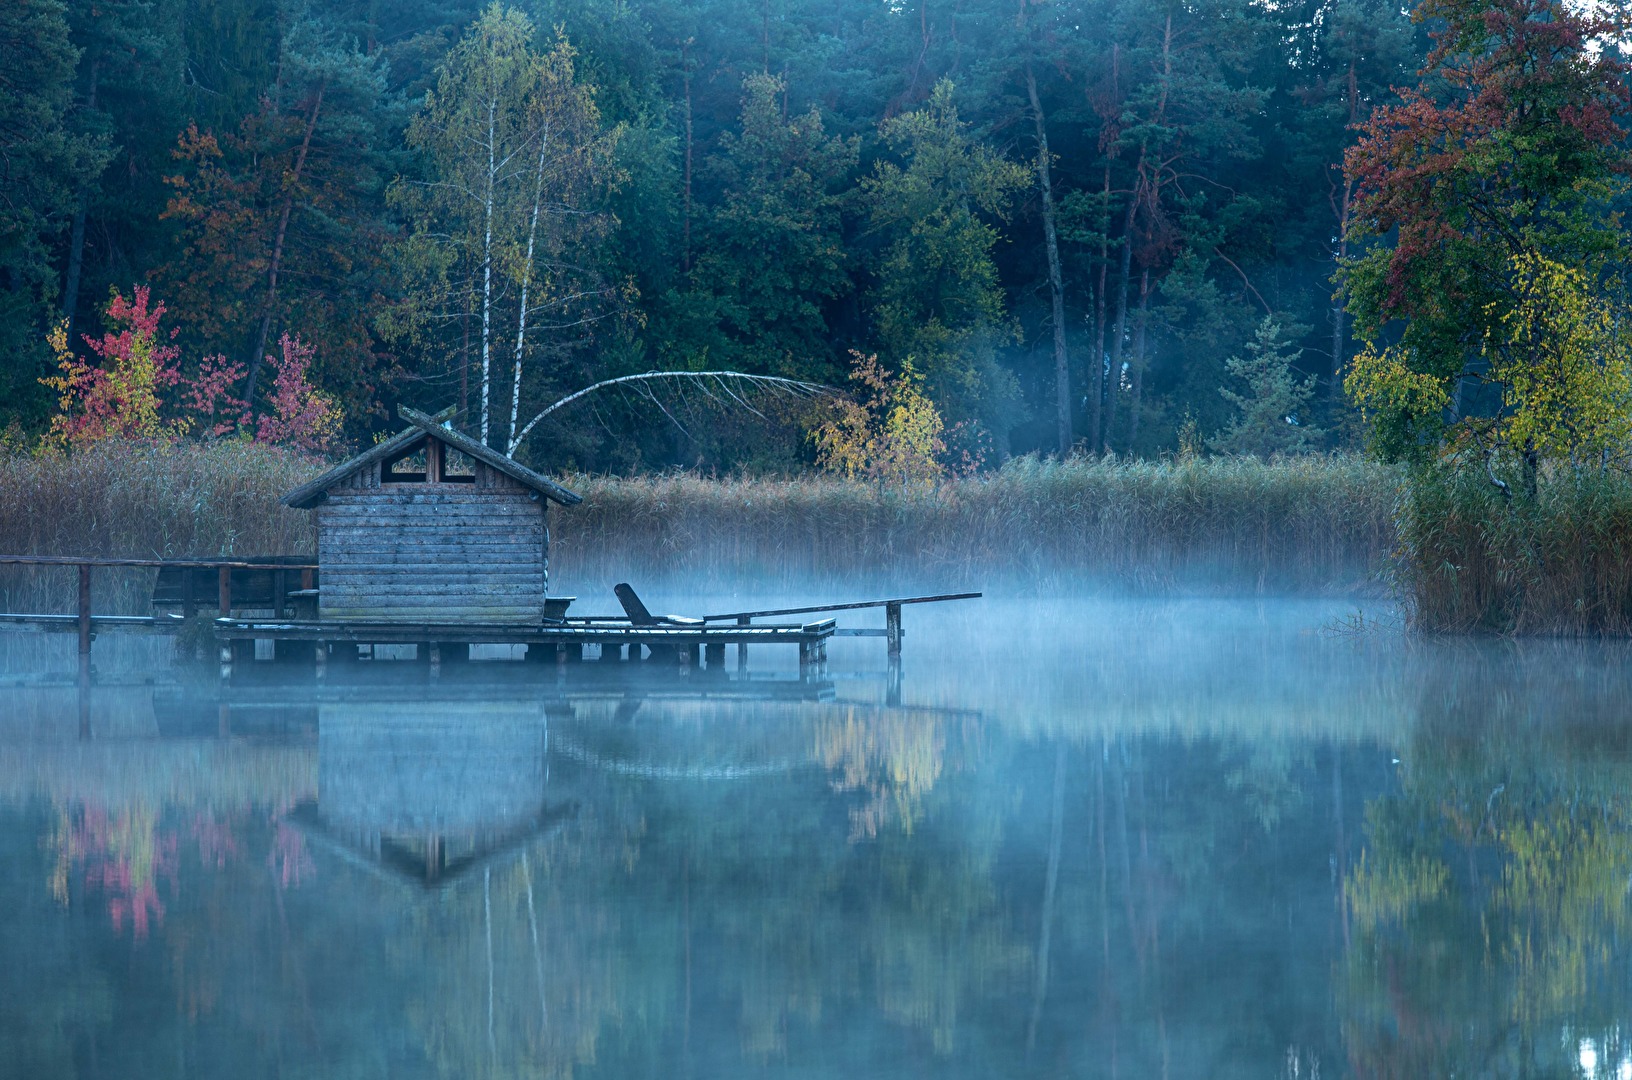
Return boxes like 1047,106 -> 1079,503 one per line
461,303 -> 471,419
480,92 -> 497,445
1127,268 -> 1149,450
1330,61 -> 1357,399
245,82 -> 326,409
681,39 -> 694,275
1105,175 -> 1140,454
508,124 -> 552,455
1091,163 -> 1110,454
62,58 -> 101,343
1026,61 -> 1071,455
1026,743 -> 1066,1056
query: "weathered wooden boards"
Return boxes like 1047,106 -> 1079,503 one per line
213,616 -> 838,681
316,486 -> 547,624
284,412 -> 580,628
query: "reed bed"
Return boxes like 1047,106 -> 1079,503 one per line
553,454 -> 1399,595
0,441 -> 318,656
1398,467 -> 1632,635
0,444 -> 1398,630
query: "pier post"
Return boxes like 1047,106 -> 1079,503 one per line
217,565 -> 232,616
427,642 -> 441,679
705,642 -> 725,669
737,615 -> 750,673
315,642 -> 327,680
76,563 -> 92,683
219,642 -> 233,682
885,602 -> 902,662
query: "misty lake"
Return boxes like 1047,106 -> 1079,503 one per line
4,596 -> 1632,1079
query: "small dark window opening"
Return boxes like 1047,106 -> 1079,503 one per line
442,446 -> 476,483
381,439 -> 428,483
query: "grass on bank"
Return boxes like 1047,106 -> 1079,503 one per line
0,442 -> 1398,608
1398,466 -> 1632,635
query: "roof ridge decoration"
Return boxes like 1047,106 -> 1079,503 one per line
280,406 -> 582,509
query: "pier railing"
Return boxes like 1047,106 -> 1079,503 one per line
702,592 -> 982,661
0,555 -> 318,678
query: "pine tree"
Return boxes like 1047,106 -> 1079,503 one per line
0,0 -> 111,425
1211,316 -> 1322,456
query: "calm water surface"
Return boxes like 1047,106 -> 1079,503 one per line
4,597 -> 1632,1079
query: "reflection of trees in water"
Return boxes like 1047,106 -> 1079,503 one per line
816,705 -> 949,840
396,848 -> 623,1080
45,798 -> 312,940
1342,651 -> 1632,1077
492,699 -> 1027,1069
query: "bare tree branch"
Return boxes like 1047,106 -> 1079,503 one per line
509,370 -> 839,454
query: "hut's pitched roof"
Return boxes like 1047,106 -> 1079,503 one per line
281,406 -> 582,509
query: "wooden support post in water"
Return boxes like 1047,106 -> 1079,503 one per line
218,565 -> 232,616
427,642 -> 441,679
885,602 -> 902,662
273,569 -> 287,618
182,568 -> 196,620
705,642 -> 725,669
315,641 -> 327,680
737,615 -> 750,673
77,563 -> 92,683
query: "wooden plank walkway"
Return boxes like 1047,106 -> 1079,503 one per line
0,613 -> 186,633
213,615 -> 838,679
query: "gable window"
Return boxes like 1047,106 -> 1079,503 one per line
381,438 -> 429,484
442,446 -> 476,483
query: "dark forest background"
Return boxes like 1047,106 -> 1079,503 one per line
1,0 -> 1426,470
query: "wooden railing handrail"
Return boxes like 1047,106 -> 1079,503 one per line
702,592 -> 981,621
0,555 -> 316,569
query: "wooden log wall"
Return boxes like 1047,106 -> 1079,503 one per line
317,458 -> 548,624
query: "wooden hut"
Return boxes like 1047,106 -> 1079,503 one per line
281,407 -> 581,624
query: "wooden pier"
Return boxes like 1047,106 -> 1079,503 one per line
0,546 -> 979,685
213,613 -> 838,679
0,554 -> 318,683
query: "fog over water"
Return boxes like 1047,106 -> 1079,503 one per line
4,596 -> 1632,1078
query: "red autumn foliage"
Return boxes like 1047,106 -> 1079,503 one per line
1345,0 -> 1632,316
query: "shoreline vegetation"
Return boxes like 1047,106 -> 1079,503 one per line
10,441 -> 1632,636
0,442 -> 1396,607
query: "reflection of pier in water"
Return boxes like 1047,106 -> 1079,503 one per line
288,701 -> 574,889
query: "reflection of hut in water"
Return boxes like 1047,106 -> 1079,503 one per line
550,697 -> 828,782
294,701 -> 569,887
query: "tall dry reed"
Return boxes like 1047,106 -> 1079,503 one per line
0,443 -> 1399,609
553,454 -> 1399,594
1399,467 -> 1632,635
0,441 -> 318,615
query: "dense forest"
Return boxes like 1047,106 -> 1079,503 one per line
4,0 -> 1427,470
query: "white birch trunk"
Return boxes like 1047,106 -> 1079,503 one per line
480,93 -> 497,445
508,122 -> 551,456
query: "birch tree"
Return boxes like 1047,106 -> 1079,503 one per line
390,4 -> 616,450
